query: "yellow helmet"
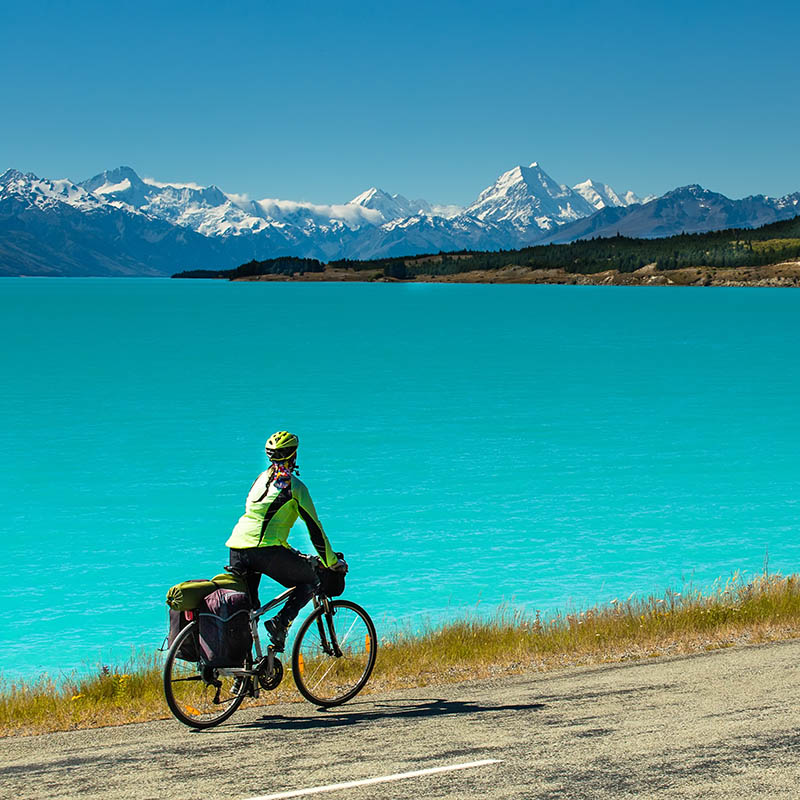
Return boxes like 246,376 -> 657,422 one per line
265,430 -> 299,462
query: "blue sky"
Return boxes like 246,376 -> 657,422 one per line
2,0 -> 798,205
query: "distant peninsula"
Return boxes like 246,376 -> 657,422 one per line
173,216 -> 800,288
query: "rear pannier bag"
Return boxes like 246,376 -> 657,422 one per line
168,609 -> 200,662
198,588 -> 253,667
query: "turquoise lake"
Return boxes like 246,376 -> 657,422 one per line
1,278 -> 799,680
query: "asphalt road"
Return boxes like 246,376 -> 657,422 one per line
2,639 -> 799,799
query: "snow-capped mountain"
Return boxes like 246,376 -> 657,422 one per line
350,187 -> 464,221
346,212 -> 516,260
78,166 -> 394,238
0,166 -> 498,274
572,179 -> 652,210
2,168 -> 111,214
9,161 -> 629,248
465,163 -> 645,237
350,188 -> 431,221
80,166 -> 254,234
540,184 -> 800,244
0,168 -> 240,276
2,161 -> 798,276
466,163 -> 596,236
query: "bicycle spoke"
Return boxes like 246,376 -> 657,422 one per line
163,620 -> 249,728
292,601 -> 377,706
330,614 -> 359,648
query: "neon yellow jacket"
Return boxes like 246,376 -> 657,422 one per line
225,471 -> 337,567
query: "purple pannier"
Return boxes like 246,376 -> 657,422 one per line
198,588 -> 253,667
168,608 -> 199,661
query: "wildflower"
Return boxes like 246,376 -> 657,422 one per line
70,694 -> 84,701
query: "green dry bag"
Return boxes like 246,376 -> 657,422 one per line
165,572 -> 247,611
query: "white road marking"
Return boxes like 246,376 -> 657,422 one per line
241,758 -> 503,800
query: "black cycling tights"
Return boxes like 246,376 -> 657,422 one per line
229,546 -> 320,625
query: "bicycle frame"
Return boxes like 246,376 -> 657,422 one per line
164,555 -> 374,726
212,587 -> 334,698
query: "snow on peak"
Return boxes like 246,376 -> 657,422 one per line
74,167 -> 264,235
10,161 -> 800,269
0,161 -> 623,242
80,167 -> 154,209
0,161 -> 693,257
664,184 -> 710,200
81,166 -> 145,193
1,168 -> 28,185
623,189 -> 652,205
349,186 -> 435,221
0,169 -> 108,213
467,162 -> 595,231
350,187 -> 399,212
573,179 -> 625,210
572,179 -> 652,210
350,186 -> 383,204
95,178 -> 132,195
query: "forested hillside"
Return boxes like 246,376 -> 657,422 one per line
174,215 -> 800,280
329,215 -> 800,278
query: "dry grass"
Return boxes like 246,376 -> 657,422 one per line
750,238 -> 800,252
3,572 -> 800,738
369,572 -> 800,688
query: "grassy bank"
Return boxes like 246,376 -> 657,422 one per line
3,572 -> 799,737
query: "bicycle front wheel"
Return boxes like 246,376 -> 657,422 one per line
291,600 -> 377,707
163,620 -> 248,728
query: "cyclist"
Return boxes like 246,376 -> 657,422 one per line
226,431 -> 340,651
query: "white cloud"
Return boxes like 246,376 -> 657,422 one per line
255,197 -> 384,227
226,191 -> 250,204
142,177 -> 206,190
430,203 -> 464,219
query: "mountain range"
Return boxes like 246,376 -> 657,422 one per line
1,163 -> 798,276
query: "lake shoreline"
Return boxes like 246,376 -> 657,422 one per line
231,260 -> 800,287
3,573 -> 798,738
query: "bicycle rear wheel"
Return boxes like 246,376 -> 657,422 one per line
163,620 -> 248,728
291,600 -> 377,707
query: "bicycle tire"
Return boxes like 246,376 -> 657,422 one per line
291,600 -> 377,707
163,620 -> 248,728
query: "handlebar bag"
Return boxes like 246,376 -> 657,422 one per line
319,570 -> 345,597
